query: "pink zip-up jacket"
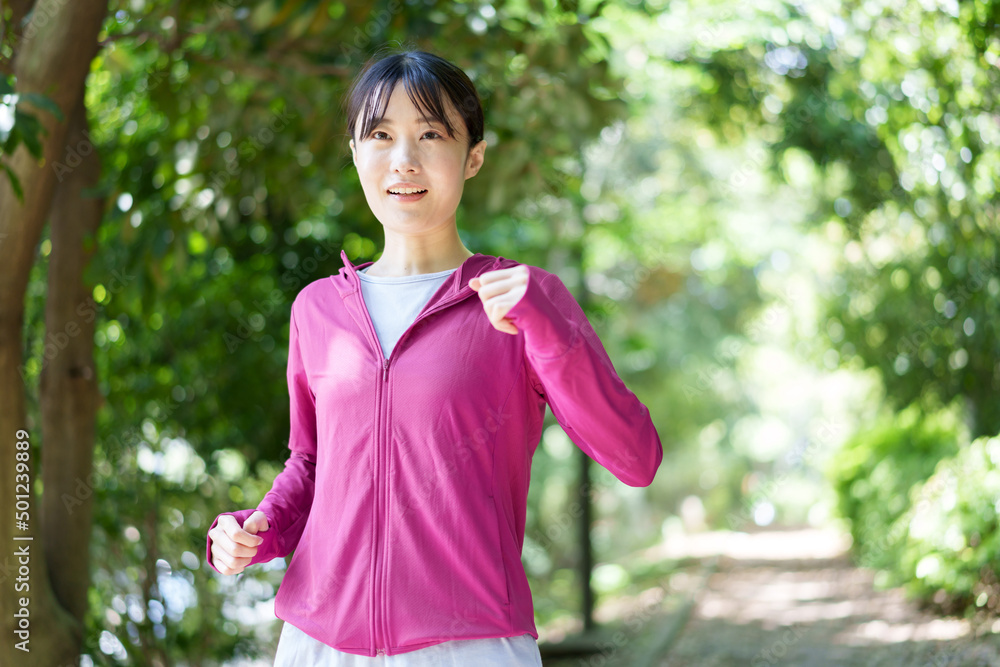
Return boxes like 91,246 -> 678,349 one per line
206,250 -> 663,657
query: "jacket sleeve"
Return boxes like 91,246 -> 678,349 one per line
206,301 -> 318,573
503,265 -> 663,487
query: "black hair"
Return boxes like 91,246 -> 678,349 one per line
345,50 -> 484,149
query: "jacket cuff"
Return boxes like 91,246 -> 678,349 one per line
205,509 -> 281,574
504,266 -> 579,359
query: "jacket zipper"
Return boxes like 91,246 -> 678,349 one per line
357,274 -> 481,657
371,347 -> 388,656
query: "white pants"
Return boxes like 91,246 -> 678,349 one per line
273,621 -> 543,666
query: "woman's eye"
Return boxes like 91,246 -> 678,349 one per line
371,131 -> 389,140
422,131 -> 442,139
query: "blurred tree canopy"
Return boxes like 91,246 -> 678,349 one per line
682,0 -> 1000,435
3,0 -> 1000,664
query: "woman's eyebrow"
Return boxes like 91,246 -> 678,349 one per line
373,115 -> 445,127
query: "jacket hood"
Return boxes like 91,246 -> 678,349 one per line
333,249 -> 509,302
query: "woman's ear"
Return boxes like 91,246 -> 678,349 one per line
464,139 -> 487,179
349,139 -> 357,166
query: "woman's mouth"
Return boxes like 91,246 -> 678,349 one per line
387,187 -> 428,202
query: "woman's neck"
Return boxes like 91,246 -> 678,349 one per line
364,232 -> 475,277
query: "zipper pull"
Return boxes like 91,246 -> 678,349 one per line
383,358 -> 389,382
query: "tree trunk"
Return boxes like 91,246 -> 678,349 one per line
0,1 -> 108,665
568,229 -> 596,634
37,91 -> 105,663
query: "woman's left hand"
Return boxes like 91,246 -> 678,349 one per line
469,265 -> 529,335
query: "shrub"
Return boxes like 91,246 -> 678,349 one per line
826,400 -> 969,573
893,433 -> 1000,619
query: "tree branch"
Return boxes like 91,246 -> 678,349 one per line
97,15 -> 352,79
97,18 -> 242,49
0,0 -> 39,74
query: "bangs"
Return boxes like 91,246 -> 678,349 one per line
345,51 -> 485,148
355,69 -> 458,141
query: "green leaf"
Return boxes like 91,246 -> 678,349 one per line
2,163 -> 24,202
13,109 -> 45,158
18,92 -> 65,122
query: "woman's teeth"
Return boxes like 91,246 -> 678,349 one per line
388,188 -> 427,194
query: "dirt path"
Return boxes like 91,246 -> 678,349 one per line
540,527 -> 1000,667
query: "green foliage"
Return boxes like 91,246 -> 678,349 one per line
654,0 -> 1000,437
827,401 -> 969,572
893,433 -> 1000,619
17,0 -> 1000,661
832,417 -> 1000,622
0,74 -> 65,200
772,0 -> 1000,437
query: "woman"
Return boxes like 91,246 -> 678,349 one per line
206,50 -> 663,665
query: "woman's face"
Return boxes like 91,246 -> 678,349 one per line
349,84 -> 486,237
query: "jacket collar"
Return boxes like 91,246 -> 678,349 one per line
333,249 -> 503,303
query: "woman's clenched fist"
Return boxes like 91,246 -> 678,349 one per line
469,265 -> 529,335
208,510 -> 269,575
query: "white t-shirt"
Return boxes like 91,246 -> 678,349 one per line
274,620 -> 542,666
272,264 -> 542,666
357,264 -> 457,360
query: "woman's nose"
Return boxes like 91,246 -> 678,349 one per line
391,140 -> 420,173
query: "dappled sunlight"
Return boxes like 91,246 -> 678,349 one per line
653,526 -> 852,561
655,529 -> 994,667
840,617 -> 971,645
699,593 -> 858,626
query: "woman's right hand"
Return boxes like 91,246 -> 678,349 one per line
208,510 -> 270,575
